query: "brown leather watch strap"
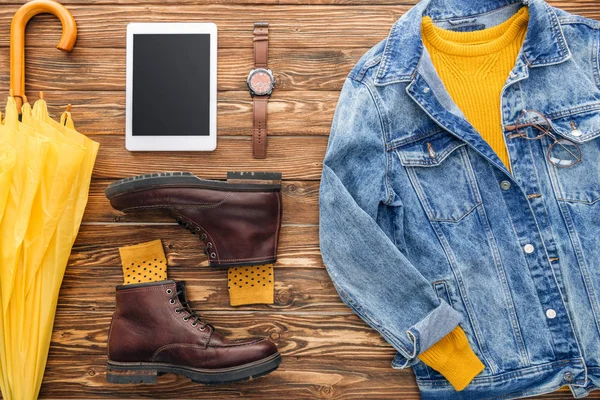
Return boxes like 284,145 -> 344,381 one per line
252,22 -> 270,159
254,22 -> 269,68
253,96 -> 268,159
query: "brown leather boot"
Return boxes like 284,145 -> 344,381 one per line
105,172 -> 282,268
106,280 -> 281,384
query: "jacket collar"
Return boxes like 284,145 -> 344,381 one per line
375,0 -> 571,85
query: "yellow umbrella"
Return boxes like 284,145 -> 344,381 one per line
14,98 -> 86,399
0,115 -> 17,398
3,99 -> 52,399
30,99 -> 98,397
0,96 -> 49,400
0,97 -> 48,318
0,1 -> 98,399
0,120 -> 16,220
20,96 -> 85,298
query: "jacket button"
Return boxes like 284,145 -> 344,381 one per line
500,181 -> 511,190
564,372 -> 574,383
546,309 -> 557,319
571,129 -> 582,137
524,244 -> 535,254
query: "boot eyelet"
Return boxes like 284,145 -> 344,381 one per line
166,289 -> 172,294
191,322 -> 197,327
200,234 -> 207,241
169,299 -> 175,305
211,252 -> 216,259
199,326 -> 206,331
175,308 -> 181,313
207,242 -> 213,248
183,317 -> 189,322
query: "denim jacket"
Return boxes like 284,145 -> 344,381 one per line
319,0 -> 600,398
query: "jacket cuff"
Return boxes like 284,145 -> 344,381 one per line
417,325 -> 484,391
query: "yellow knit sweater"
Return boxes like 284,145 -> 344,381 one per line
416,9 -> 529,391
422,7 -> 529,169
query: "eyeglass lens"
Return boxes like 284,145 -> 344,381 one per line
514,110 -> 582,168
548,138 -> 582,168
516,111 -> 550,139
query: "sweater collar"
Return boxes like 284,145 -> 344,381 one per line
374,0 -> 571,85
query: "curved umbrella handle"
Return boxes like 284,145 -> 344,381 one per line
10,0 -> 77,112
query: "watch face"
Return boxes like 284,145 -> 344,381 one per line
248,69 -> 274,96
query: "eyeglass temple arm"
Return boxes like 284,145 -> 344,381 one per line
505,122 -> 549,134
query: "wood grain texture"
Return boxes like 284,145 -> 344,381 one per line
0,48 -> 360,93
0,2 -> 597,52
39,357 -> 422,399
0,5 -> 405,49
1,0 -> 598,398
38,355 -> 598,399
67,225 -> 321,270
60,224 -> 335,313
2,0 -> 416,4
0,0 -> 598,5
85,180 -> 320,224
90,135 -> 327,180
0,91 -> 339,135
49,312 -> 396,358
69,223 -> 326,270
58,265 -> 345,313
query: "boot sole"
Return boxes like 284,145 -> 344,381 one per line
105,171 -> 280,199
106,352 -> 282,385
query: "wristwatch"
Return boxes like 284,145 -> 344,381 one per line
247,22 -> 275,159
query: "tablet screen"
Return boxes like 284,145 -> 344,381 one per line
132,34 -> 211,136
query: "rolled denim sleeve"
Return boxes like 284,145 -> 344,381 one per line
320,77 -> 482,386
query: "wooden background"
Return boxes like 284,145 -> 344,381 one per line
1,0 -> 600,398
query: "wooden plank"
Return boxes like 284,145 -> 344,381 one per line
85,180 -> 320,224
0,5 -> 404,49
0,2 -> 597,52
0,0 -> 414,5
49,312 -> 395,358
37,356 -> 596,399
0,0 -> 595,10
39,356 -> 421,399
60,224 -> 337,312
58,264 -> 347,313
89,135 -> 327,180
63,223 -> 328,303
69,225 -> 320,269
0,47 -> 359,92
0,0 -> 597,7
7,91 -> 338,136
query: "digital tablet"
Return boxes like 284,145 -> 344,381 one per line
126,23 -> 217,151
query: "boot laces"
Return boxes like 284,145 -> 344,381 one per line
170,290 -> 211,330
175,216 -> 213,256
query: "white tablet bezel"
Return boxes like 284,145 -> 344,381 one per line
126,23 -> 217,151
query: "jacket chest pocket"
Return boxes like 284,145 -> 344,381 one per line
546,108 -> 600,204
394,132 -> 482,222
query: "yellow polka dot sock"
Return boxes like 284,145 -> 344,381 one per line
119,240 -> 168,285
228,264 -> 274,306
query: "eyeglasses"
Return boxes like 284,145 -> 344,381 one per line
506,110 -> 582,169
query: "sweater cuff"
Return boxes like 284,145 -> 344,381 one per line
417,325 -> 484,391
